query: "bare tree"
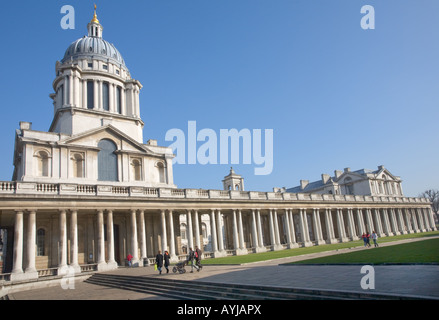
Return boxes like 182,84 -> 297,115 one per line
419,189 -> 439,224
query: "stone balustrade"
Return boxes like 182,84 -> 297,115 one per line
0,181 -> 430,204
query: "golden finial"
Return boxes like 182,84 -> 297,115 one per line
91,4 -> 99,24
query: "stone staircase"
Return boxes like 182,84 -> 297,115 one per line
84,273 -> 421,300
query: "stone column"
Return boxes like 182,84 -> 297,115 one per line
299,209 -> 312,247
187,210 -> 194,251
396,208 -> 407,234
256,209 -> 264,249
25,210 -> 38,277
193,210 -> 201,250
284,209 -> 292,247
411,208 -> 420,232
403,208 -> 413,233
313,208 -> 325,245
382,209 -> 392,236
93,80 -> 99,110
237,210 -> 245,251
138,210 -> 147,264
251,209 -> 259,251
421,208 -> 431,231
97,210 -> 107,270
216,210 -> 226,256
130,210 -> 139,266
389,209 -> 400,235
426,207 -> 437,231
268,209 -> 275,249
210,209 -> 218,255
374,209 -> 385,236
324,209 -> 336,244
288,209 -> 299,247
167,210 -> 177,262
82,79 -> 87,108
160,209 -> 168,253
274,209 -> 283,250
68,74 -> 73,106
232,210 -> 239,252
336,208 -> 348,242
356,209 -> 365,235
70,210 -> 81,273
57,210 -> 69,275
346,208 -> 356,240
415,208 -> 427,232
11,211 -> 25,281
107,210 -> 118,269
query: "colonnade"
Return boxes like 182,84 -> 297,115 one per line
5,205 -> 437,282
57,69 -> 141,118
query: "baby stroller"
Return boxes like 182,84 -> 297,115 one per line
172,260 -> 188,274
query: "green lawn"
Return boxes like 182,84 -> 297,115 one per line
290,238 -> 439,265
200,231 -> 439,265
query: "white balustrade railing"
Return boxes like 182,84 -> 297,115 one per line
0,181 -> 430,205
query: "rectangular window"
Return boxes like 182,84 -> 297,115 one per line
102,82 -> 109,111
103,64 -> 108,70
116,87 -> 122,114
87,81 -> 94,109
88,63 -> 93,69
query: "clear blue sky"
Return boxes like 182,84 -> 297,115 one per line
0,0 -> 438,196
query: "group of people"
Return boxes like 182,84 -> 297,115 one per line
362,231 -> 379,247
154,246 -> 203,274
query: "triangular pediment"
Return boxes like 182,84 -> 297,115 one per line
375,167 -> 400,181
59,125 -> 154,154
334,171 -> 367,183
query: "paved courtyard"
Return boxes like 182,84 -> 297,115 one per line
7,237 -> 439,300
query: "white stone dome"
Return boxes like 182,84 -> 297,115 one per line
60,7 -> 128,72
61,36 -> 127,70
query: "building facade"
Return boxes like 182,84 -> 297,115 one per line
0,9 -> 436,285
275,165 -> 404,197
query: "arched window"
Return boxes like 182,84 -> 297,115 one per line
98,139 -> 118,181
37,228 -> 45,256
156,161 -> 166,184
35,150 -> 50,177
71,152 -> 85,178
130,158 -> 142,181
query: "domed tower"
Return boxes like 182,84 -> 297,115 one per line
12,6 -> 175,188
49,6 -> 144,143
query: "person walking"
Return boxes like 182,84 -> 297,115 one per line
155,250 -> 164,274
372,231 -> 379,247
361,233 -> 368,247
195,246 -> 202,271
188,247 -> 196,273
164,250 -> 170,274
366,232 -> 371,247
127,253 -> 133,267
